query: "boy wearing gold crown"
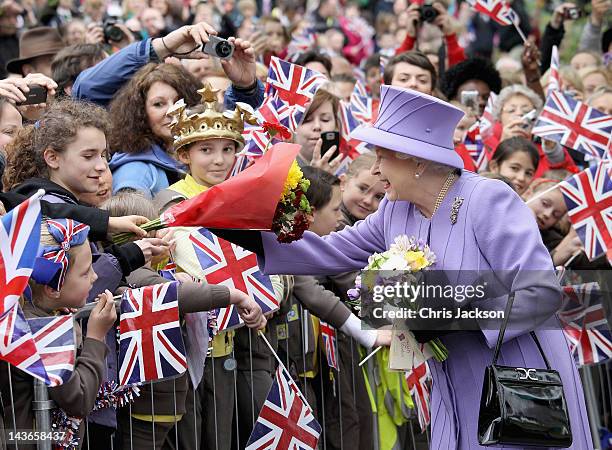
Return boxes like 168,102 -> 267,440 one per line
153,84 -> 282,450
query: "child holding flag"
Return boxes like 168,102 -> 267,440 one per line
0,219 -> 116,449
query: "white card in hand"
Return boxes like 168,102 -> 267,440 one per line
388,322 -> 427,371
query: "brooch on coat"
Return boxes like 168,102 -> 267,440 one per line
450,197 -> 464,225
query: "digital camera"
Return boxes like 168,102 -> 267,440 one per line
202,36 -> 235,60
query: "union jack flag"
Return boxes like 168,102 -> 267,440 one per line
1,190 -> 43,315
336,101 -> 373,175
0,304 -> 48,383
27,315 -> 75,387
242,124 -> 275,159
532,90 -> 612,160
190,228 -> 279,331
559,161 -> 612,260
118,282 -> 186,386
246,365 -> 321,450
405,361 -> 431,431
467,0 -> 517,25
558,282 -> 612,366
464,122 -> 487,171
258,96 -> 303,132
547,45 -> 561,96
353,79 -> 367,98
319,321 -> 339,371
349,91 -> 374,124
479,92 -> 497,138
158,259 -> 177,281
287,30 -> 316,59
266,57 -> 327,111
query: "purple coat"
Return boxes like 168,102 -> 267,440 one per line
257,171 -> 592,449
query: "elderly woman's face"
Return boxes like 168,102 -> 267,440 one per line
371,148 -> 417,201
499,94 -> 535,126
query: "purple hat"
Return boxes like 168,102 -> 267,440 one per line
350,85 -> 465,169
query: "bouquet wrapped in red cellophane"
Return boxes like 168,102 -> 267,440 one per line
113,143 -> 312,244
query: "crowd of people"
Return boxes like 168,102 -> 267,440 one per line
0,0 -> 610,447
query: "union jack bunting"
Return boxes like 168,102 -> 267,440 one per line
118,282 -> 187,385
532,90 -> 612,160
479,92 -> 497,138
246,365 -> 322,450
266,57 -> 327,111
464,122 -> 487,171
1,190 -> 43,315
336,101 -> 373,175
547,45 -> 561,96
467,0 -> 517,25
559,161 -> 612,260
0,304 -> 48,383
27,315 -> 75,386
558,283 -> 612,366
190,228 -> 279,331
319,321 -> 339,371
405,361 -> 431,431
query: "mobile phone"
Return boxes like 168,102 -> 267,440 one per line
321,131 -> 340,160
563,7 -> 582,20
460,90 -> 479,110
521,109 -> 537,129
16,84 -> 47,106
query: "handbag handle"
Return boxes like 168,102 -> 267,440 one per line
492,292 -> 552,370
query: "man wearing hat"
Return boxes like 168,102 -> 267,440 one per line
213,85 -> 592,449
6,26 -> 65,77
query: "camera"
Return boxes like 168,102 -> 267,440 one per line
521,109 -> 537,129
202,36 -> 235,60
563,6 -> 582,19
460,90 -> 479,111
419,4 -> 439,23
103,18 -> 125,43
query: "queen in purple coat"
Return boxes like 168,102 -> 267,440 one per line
217,86 -> 593,449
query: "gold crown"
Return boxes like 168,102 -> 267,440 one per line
167,83 -> 258,151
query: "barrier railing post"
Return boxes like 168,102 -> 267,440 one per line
32,378 -> 53,450
581,365 -> 603,450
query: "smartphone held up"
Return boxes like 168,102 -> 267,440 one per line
16,84 -> 47,106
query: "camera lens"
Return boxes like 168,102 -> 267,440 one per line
105,24 -> 124,42
420,5 -> 439,23
215,41 -> 233,58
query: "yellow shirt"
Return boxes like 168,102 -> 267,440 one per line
167,174 -> 234,358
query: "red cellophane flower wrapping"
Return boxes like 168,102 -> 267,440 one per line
161,143 -> 301,229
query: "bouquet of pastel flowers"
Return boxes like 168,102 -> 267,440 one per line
347,235 -> 448,362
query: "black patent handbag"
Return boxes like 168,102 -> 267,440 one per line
477,292 -> 573,447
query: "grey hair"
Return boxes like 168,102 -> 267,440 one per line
492,85 -> 544,121
393,152 -> 453,173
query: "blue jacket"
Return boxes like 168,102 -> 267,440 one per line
72,38 -> 265,110
108,144 -> 185,198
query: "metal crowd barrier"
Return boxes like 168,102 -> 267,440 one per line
1,304 -> 610,449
